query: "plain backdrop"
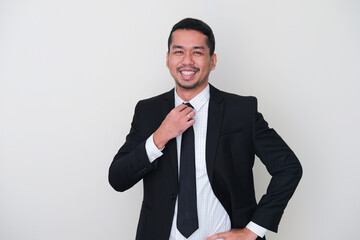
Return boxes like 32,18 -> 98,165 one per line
1,0 -> 359,239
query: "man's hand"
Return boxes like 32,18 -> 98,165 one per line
205,228 -> 258,240
153,104 -> 195,149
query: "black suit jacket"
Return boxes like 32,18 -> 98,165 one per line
109,85 -> 302,240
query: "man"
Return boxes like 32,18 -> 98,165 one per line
109,18 -> 302,240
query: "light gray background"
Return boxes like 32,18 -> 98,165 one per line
1,0 -> 359,239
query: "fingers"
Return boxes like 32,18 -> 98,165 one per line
174,103 -> 189,112
186,118 -> 195,129
205,228 -> 257,240
181,104 -> 195,118
205,231 -> 229,240
185,110 -> 195,121
175,103 -> 194,112
174,103 -> 193,112
173,104 -> 196,120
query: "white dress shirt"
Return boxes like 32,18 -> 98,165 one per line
145,85 -> 267,239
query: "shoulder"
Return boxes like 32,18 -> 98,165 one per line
133,88 -> 174,114
223,91 -> 257,104
129,89 -> 174,134
210,84 -> 258,108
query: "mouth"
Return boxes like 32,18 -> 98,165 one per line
177,67 -> 199,80
181,70 -> 196,76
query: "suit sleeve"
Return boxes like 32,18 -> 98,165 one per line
250,98 -> 302,232
108,101 -> 156,192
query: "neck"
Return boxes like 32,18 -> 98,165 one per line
176,84 -> 208,102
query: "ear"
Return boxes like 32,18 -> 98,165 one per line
211,53 -> 217,70
166,52 -> 169,68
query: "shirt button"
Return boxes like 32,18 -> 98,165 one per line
170,194 -> 177,200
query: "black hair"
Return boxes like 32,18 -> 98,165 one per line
167,18 -> 215,56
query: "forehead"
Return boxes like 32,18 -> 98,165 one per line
170,29 -> 208,48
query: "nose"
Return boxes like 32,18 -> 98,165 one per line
181,52 -> 194,65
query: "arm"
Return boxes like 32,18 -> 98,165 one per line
208,98 -> 302,239
108,101 -> 154,192
108,102 -> 195,192
250,98 -> 303,232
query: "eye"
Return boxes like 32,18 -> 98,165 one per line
174,50 -> 183,54
193,51 -> 203,55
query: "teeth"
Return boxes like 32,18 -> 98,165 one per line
181,71 -> 195,75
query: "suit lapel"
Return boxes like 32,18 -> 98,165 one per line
161,89 -> 179,181
206,85 -> 224,185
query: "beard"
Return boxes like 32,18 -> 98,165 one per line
175,79 -> 201,90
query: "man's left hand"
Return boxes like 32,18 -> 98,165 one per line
205,228 -> 259,240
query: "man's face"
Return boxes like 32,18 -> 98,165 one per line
167,29 -> 217,91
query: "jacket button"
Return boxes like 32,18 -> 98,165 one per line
170,194 -> 177,200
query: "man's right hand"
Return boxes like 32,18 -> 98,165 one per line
153,104 -> 195,149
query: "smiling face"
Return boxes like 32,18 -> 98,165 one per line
167,29 -> 217,98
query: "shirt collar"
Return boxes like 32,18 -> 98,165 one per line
174,84 -> 210,111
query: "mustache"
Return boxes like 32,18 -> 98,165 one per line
176,65 -> 200,72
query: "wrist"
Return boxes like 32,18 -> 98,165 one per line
243,227 -> 259,239
246,221 -> 267,238
153,128 -> 169,149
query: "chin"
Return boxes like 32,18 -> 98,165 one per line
176,81 -> 199,90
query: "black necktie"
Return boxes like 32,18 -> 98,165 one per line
177,102 -> 198,238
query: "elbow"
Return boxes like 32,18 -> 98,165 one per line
293,156 -> 303,177
110,184 -> 127,193
279,156 -> 303,183
296,161 -> 303,182
108,174 -> 129,192
289,158 -> 303,184
108,168 -> 132,192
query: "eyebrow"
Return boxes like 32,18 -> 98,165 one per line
172,45 -> 205,50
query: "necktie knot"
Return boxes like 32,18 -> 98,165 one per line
183,102 -> 194,109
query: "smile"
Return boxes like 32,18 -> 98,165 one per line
180,71 -> 196,75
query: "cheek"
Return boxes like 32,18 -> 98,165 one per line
204,62 -> 213,71
168,59 -> 179,68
